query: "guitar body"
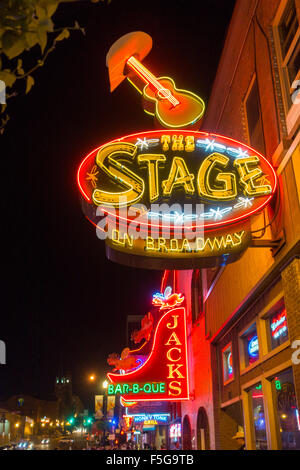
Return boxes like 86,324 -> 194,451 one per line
142,77 -> 205,129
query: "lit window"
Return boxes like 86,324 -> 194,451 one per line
274,0 -> 300,129
272,368 -> 300,449
240,323 -> 259,368
250,384 -> 268,450
269,303 -> 289,349
222,343 -> 234,384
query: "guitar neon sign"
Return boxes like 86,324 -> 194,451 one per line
106,31 -> 205,129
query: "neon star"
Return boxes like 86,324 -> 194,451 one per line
234,197 -> 254,209
86,165 -> 99,187
201,207 -> 232,221
205,139 -> 216,152
135,138 -> 159,150
227,147 -> 249,158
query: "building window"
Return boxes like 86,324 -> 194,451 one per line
274,0 -> 300,134
240,323 -> 259,369
250,384 -> 268,450
222,343 -> 234,384
269,302 -> 289,350
245,77 -> 265,155
278,0 -> 300,96
272,368 -> 300,449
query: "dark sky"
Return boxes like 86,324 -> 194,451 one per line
0,0 -> 235,409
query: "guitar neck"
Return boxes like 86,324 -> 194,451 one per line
126,56 -> 179,107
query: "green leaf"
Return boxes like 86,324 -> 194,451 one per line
46,2 -> 59,17
25,32 -> 39,49
36,5 -> 47,19
0,70 -> 16,88
4,39 -> 26,59
37,28 -> 48,53
26,75 -> 34,94
16,59 -> 24,75
55,28 -> 70,42
38,17 -> 54,33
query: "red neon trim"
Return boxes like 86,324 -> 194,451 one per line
160,271 -> 169,294
77,130 -> 277,229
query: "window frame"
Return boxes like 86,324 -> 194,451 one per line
243,73 -> 266,155
222,342 -> 234,386
273,0 -> 300,137
238,320 -> 261,373
258,292 -> 290,359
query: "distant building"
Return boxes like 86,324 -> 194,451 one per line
0,395 -> 58,442
55,374 -> 84,420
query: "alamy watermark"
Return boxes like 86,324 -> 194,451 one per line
0,340 -> 6,365
291,80 -> 300,105
291,340 -> 300,365
0,80 -> 6,105
95,201 -> 205,241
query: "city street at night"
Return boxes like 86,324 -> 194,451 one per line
0,0 -> 300,459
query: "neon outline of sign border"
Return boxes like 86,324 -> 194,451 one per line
106,305 -> 190,402
77,130 -> 278,230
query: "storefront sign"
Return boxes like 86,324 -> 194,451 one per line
124,413 -> 170,424
248,335 -> 259,358
106,304 -> 189,402
78,130 -> 277,269
169,423 -> 181,439
270,309 -> 288,339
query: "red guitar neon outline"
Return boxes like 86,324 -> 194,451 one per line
127,56 -> 180,108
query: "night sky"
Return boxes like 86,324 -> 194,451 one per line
0,0 -> 236,409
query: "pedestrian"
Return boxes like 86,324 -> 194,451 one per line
232,430 -> 245,450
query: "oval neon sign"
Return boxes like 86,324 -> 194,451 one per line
77,130 -> 277,269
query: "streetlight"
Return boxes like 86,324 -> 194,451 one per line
89,374 -> 96,382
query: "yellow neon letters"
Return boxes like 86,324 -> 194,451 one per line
162,157 -> 195,196
92,142 -> 145,206
234,156 -> 272,196
197,153 -> 237,200
90,138 -> 272,206
138,154 -> 166,202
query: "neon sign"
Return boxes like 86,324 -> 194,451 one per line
107,304 -> 189,402
270,309 -> 288,339
124,413 -> 170,424
78,130 -> 276,269
106,31 -> 205,129
170,423 -> 181,439
248,335 -> 259,358
227,351 -> 233,376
